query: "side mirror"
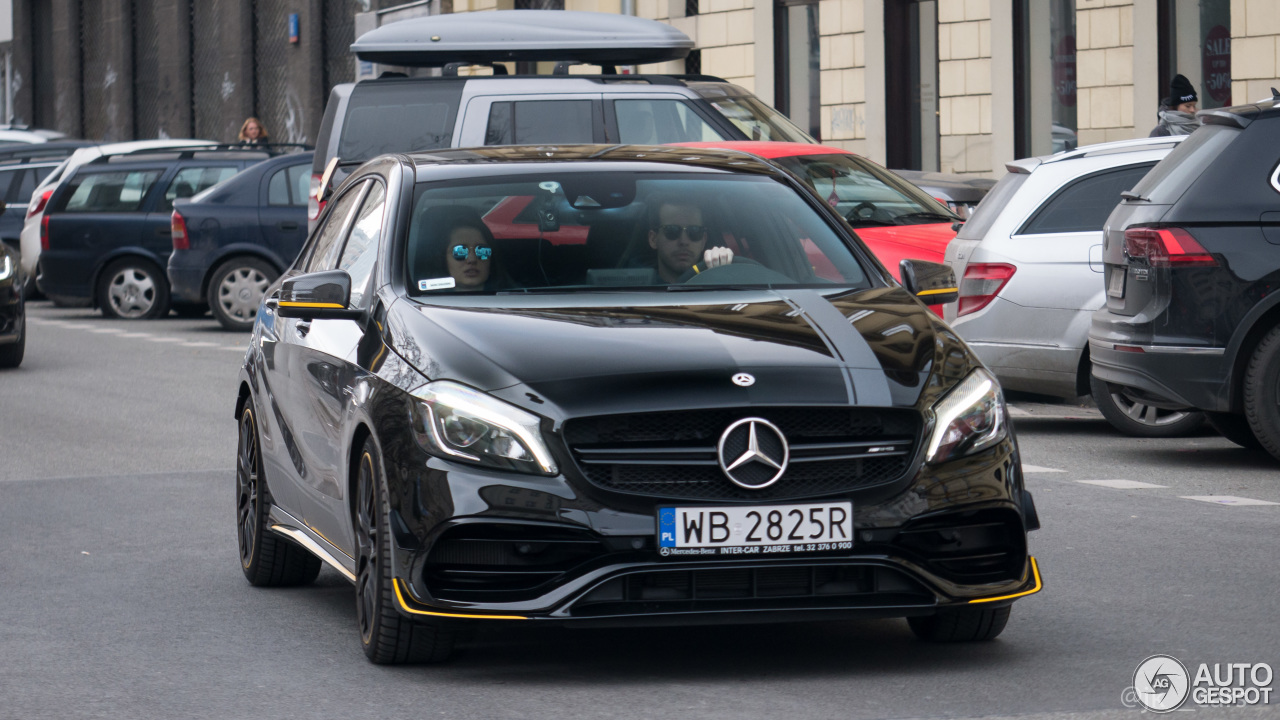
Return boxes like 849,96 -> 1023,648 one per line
276,270 -> 363,320
899,259 -> 958,305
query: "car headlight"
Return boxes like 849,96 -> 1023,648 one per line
925,368 -> 1007,463
410,381 -> 558,476
0,254 -> 13,283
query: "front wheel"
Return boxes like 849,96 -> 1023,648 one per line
908,605 -> 1011,642
208,257 -> 277,332
1243,325 -> 1280,461
354,437 -> 457,664
1089,374 -> 1205,438
97,258 -> 171,319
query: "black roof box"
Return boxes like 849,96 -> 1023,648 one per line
350,10 -> 693,67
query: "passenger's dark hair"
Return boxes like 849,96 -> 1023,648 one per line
646,192 -> 705,230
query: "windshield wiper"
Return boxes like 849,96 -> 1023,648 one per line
1120,190 -> 1149,202
892,212 -> 958,225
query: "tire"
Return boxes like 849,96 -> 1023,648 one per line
0,317 -> 23,369
1204,411 -> 1263,450
1089,374 -> 1205,438
908,605 -> 1011,642
236,404 -> 322,587
97,258 -> 171,319
208,257 -> 277,332
1243,325 -> 1280,462
354,437 -> 457,664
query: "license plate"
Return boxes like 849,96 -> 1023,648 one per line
1107,269 -> 1126,298
657,502 -> 853,557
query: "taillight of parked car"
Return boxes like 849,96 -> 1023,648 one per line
308,172 -> 326,221
958,263 -> 1016,316
1122,227 -> 1217,268
171,210 -> 189,250
40,214 -> 50,251
28,189 -> 53,219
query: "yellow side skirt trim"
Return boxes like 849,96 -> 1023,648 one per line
968,556 -> 1042,604
279,301 -> 345,309
915,287 -> 958,297
393,578 -> 528,620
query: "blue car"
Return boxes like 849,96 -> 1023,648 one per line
169,151 -> 312,330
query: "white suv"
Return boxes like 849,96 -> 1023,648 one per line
943,136 -> 1198,437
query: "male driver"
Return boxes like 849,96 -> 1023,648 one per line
647,198 -> 734,283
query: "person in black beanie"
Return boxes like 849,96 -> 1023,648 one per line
1150,74 -> 1200,137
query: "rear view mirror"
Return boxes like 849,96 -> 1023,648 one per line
899,259 -> 958,305
276,270 -> 363,320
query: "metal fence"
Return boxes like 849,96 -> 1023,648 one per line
80,1 -> 112,141
192,0 -> 236,142
132,1 -> 163,139
323,0 -> 359,91
254,0 -> 302,143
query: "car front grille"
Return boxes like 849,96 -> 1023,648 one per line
569,563 -> 934,617
563,407 -> 920,501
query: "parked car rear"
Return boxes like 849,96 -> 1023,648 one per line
1089,98 -> 1280,459
39,147 -> 278,319
168,151 -> 312,330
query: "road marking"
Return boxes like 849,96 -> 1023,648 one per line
1079,479 -> 1168,489
1022,464 -> 1066,473
117,332 -> 153,339
1008,406 -> 1032,417
147,337 -> 183,343
88,328 -> 123,334
58,323 -> 94,330
180,342 -> 219,348
1181,495 -> 1280,507
220,346 -> 246,352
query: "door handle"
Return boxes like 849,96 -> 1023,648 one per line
157,226 -> 172,236
296,320 -> 311,336
278,221 -> 299,230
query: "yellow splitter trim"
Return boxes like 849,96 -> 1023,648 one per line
969,556 -> 1042,604
393,578 -> 528,620
279,301 -> 346,309
915,287 -> 958,297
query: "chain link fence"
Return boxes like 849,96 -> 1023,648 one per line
192,0 -> 239,142
132,1 -> 163,139
80,0 -> 112,141
253,0 -> 301,143
323,0 -> 359,91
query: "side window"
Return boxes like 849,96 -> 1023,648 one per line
59,170 -> 164,213
1020,164 -> 1157,235
0,170 -> 18,202
614,99 -> 725,144
336,182 -> 386,307
13,168 -> 41,204
304,181 -> 367,273
268,163 -> 312,207
160,166 -> 240,212
485,100 -> 595,145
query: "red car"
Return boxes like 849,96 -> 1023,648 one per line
672,142 -> 959,281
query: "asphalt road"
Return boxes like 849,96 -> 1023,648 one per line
2,301 -> 1278,720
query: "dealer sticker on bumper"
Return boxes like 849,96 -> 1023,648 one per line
657,502 -> 853,557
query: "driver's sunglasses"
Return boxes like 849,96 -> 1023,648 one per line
658,224 -> 707,242
451,244 -> 493,261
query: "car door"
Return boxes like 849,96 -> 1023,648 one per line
457,94 -> 606,146
984,162 -> 1156,359
149,163 -> 242,262
258,160 -> 310,266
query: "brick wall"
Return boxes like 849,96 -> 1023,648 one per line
818,0 -> 865,152
1232,0 -> 1280,105
1075,0 -> 1135,145
937,0 -> 992,174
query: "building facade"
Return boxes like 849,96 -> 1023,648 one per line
5,0 -> 1279,177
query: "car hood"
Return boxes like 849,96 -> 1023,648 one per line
385,287 -> 979,418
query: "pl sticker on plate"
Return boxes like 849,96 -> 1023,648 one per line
418,277 -> 456,291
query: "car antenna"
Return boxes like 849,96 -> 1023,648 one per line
1272,87 -> 1280,101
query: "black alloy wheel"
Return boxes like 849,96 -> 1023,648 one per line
236,404 -> 321,586
1243,325 -> 1280,462
1089,374 -> 1205,438
354,437 -> 457,664
908,605 -> 1011,642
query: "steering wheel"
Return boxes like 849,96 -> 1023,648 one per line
675,257 -> 775,284
846,201 -> 879,222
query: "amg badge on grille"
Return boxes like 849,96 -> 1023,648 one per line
717,418 -> 790,489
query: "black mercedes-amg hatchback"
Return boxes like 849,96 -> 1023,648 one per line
234,145 -> 1041,664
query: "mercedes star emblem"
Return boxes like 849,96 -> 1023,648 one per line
732,372 -> 755,387
717,418 -> 789,489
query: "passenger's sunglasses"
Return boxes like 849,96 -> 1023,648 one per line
451,244 -> 493,261
657,224 -> 707,242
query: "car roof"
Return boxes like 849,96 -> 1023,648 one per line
351,10 -> 693,67
1006,135 -> 1187,174
670,141 -> 852,159
403,144 -> 786,180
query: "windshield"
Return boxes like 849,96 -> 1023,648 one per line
701,95 -> 815,144
956,171 -> 1028,241
773,153 -> 958,227
1126,124 -> 1238,205
405,172 -> 871,296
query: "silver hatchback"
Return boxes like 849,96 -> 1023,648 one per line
943,136 -> 1203,437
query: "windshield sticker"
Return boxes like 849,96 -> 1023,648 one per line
419,277 -> 456,291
